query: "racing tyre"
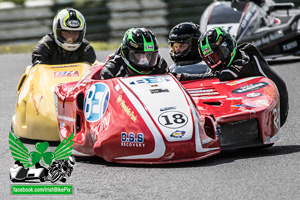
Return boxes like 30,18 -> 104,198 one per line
259,143 -> 274,149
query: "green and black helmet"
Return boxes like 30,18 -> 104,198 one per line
199,27 -> 236,71
121,28 -> 159,75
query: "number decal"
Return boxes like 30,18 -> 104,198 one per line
158,111 -> 188,129
84,83 -> 110,122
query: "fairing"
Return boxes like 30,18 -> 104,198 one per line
11,63 -> 91,141
55,64 -> 280,164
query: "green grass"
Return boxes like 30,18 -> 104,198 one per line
0,41 -> 121,54
0,41 -> 168,54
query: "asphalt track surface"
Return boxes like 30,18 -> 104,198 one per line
1,48 -> 300,200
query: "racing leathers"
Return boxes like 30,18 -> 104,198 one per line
100,47 -> 169,79
32,33 -> 96,66
177,43 -> 289,126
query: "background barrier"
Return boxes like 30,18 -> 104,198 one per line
0,0 -> 299,44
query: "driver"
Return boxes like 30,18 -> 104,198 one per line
32,8 -> 96,66
100,27 -> 168,79
177,27 -> 289,126
168,22 -> 208,74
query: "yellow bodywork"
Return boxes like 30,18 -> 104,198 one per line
11,62 -> 91,141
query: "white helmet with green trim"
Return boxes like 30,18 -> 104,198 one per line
53,8 -> 86,51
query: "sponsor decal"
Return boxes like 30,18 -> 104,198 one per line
160,106 -> 176,111
67,20 -> 80,27
57,115 -> 76,123
252,31 -> 284,47
129,77 -> 170,85
226,97 -> 242,100
283,40 -> 298,51
170,130 -> 186,138
29,84 -> 43,115
203,47 -> 211,54
241,6 -> 256,29
245,92 -> 262,98
158,111 -> 188,129
50,64 -> 79,68
145,45 -> 153,50
232,99 -> 269,108
84,83 -> 110,122
245,99 -> 270,107
116,95 -> 137,122
54,71 -> 79,78
198,95 -> 227,99
231,104 -> 254,108
232,82 -> 269,93
121,132 -> 145,147
226,77 -> 257,86
9,132 -> 75,186
150,88 -> 169,94
188,89 -> 213,93
190,92 -> 219,97
90,113 -> 111,143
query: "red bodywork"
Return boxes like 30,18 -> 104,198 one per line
55,64 -> 280,164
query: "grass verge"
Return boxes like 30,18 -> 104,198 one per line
0,41 -> 121,54
0,42 -> 168,54
0,41 -> 168,54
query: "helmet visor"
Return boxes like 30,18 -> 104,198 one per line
169,38 -> 192,56
201,44 -> 231,69
128,50 -> 158,67
57,29 -> 84,44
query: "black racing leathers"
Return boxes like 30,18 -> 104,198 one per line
32,33 -> 96,65
100,48 -> 168,79
179,43 -> 289,126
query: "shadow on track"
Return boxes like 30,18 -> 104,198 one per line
74,145 -> 300,168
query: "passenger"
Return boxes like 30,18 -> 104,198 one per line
168,22 -> 206,74
176,27 -> 289,126
32,8 -> 96,66
100,28 -> 168,79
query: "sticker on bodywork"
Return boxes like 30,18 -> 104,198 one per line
170,130 -> 186,138
84,83 -> 110,122
158,111 -> 188,129
54,71 -> 79,78
232,82 -> 269,93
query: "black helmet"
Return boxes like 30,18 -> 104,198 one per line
168,22 -> 202,65
121,28 -> 159,75
199,27 -> 237,71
